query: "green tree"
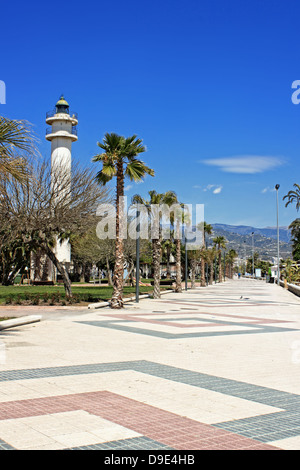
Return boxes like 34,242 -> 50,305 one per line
197,222 -> 212,287
289,219 -> 300,261
213,236 -> 227,282
93,133 -> 154,308
226,249 -> 238,278
0,160 -> 108,297
206,247 -> 217,285
132,190 -> 177,298
0,116 -> 38,189
283,184 -> 300,212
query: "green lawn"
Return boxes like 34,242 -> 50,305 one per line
0,284 -> 164,305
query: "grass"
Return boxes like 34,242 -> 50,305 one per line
0,284 -> 168,305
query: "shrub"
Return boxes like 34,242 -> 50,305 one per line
31,294 -> 40,305
5,295 -> 13,305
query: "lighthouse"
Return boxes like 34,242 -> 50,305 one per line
30,96 -> 78,283
45,96 -> 78,269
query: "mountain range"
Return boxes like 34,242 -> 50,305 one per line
211,224 -> 291,243
205,223 -> 292,261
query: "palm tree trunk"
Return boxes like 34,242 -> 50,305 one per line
191,258 -> 196,288
200,233 -> 206,287
111,162 -> 124,308
152,239 -> 161,298
200,257 -> 206,287
218,251 -> 222,283
166,245 -> 171,278
175,224 -> 182,293
209,262 -> 214,285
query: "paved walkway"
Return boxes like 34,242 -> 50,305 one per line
0,278 -> 300,450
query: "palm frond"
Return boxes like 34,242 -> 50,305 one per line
0,116 -> 39,187
125,159 -> 154,182
283,184 -> 300,210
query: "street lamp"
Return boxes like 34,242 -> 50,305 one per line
185,231 -> 188,291
136,207 -> 140,303
244,240 -> 246,275
275,184 -> 280,285
251,232 -> 254,278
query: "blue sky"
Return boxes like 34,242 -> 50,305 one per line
1,0 -> 300,228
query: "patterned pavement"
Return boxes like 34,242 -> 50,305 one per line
0,278 -> 300,450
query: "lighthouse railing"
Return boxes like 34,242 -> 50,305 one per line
46,110 -> 78,120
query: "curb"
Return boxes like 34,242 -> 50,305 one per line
87,289 -> 174,309
0,315 -> 42,331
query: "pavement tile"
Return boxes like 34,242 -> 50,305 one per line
0,279 -> 300,450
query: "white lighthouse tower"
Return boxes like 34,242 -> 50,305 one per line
46,96 -> 78,269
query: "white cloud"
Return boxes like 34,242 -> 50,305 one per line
194,184 -> 222,194
261,186 -> 276,194
124,185 -> 133,192
202,156 -> 284,174
213,186 -> 222,194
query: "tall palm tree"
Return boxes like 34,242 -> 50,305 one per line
283,184 -> 300,211
206,247 -> 216,285
0,116 -> 37,188
174,200 -> 188,293
197,222 -> 212,287
226,249 -> 238,278
289,218 -> 300,261
213,235 -> 227,282
132,190 -> 177,298
93,133 -> 154,308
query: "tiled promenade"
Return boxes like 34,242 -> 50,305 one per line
0,278 -> 300,450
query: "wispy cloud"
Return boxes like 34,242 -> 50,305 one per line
213,186 -> 222,194
194,184 -> 223,194
261,186 -> 276,194
201,156 -> 284,174
124,184 -> 133,192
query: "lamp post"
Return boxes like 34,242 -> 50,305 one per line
136,207 -> 140,303
244,240 -> 246,275
275,184 -> 280,285
251,232 -> 254,278
185,232 -> 188,291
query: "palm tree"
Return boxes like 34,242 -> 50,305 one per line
162,238 -> 175,278
197,222 -> 212,287
289,218 -> 300,261
188,248 -> 201,288
0,116 -> 38,188
93,133 -> 154,308
206,247 -> 216,285
283,184 -> 300,211
213,235 -> 227,282
174,200 -> 188,293
132,190 -> 177,298
226,249 -> 238,278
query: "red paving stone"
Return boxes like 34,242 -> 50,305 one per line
0,390 -> 279,450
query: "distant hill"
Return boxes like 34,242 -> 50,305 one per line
205,224 -> 292,262
211,224 -> 291,243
